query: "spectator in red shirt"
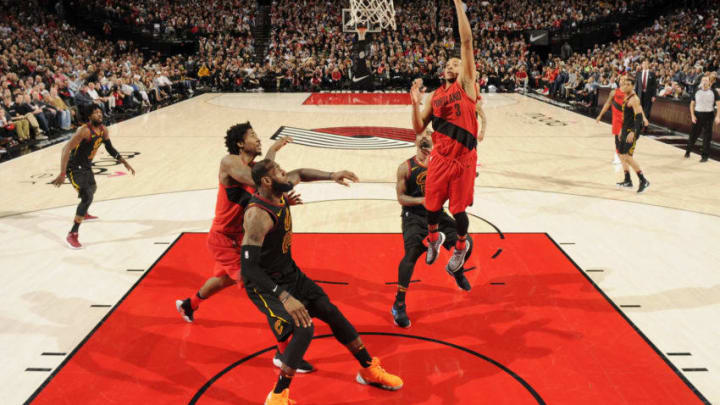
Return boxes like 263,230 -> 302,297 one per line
515,66 -> 529,91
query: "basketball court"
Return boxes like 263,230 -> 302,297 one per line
2,92 -> 719,404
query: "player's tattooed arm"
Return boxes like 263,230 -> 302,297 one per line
396,162 -> 423,207
286,168 -> 359,186
241,207 -> 279,292
242,206 -> 312,327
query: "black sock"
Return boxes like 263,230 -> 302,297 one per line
624,171 -> 631,182
70,221 -> 80,233
636,171 -> 646,182
394,287 -> 406,306
273,374 -> 292,394
353,347 -> 373,368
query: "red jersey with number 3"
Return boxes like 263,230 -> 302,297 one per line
430,80 -> 479,158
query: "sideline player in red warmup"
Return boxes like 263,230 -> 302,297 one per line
597,77 -> 627,173
410,0 -> 480,280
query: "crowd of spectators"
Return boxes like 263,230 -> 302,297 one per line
0,2 -> 202,154
67,0 -> 256,39
3,0 -> 720,155
460,0 -> 657,33
526,6 -> 720,107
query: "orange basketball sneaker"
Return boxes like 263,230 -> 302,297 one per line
265,388 -> 296,405
356,357 -> 403,390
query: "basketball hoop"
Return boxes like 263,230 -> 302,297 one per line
357,26 -> 368,41
343,0 -> 396,33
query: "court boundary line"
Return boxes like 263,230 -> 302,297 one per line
23,233 -> 184,405
545,233 -> 711,405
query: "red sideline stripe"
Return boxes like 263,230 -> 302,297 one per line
303,93 -> 411,105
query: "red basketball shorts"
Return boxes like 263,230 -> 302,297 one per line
207,230 -> 243,280
424,151 -> 477,214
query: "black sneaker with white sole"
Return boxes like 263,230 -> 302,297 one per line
637,178 -> 650,193
391,303 -> 411,328
175,298 -> 194,323
273,351 -> 316,373
616,180 -> 633,188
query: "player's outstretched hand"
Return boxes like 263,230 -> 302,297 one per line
270,136 -> 293,152
410,79 -> 425,105
331,170 -> 359,187
283,295 -> 312,328
287,190 -> 303,206
124,161 -> 136,176
51,173 -> 65,187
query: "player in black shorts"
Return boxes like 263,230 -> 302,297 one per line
616,77 -> 650,193
51,106 -> 136,248
241,159 -> 403,405
392,130 -> 473,328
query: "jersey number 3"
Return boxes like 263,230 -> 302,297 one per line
453,103 -> 462,117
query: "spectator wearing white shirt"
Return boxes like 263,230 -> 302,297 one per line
686,76 -> 720,162
87,82 -> 115,111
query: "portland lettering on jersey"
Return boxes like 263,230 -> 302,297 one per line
432,91 -> 462,108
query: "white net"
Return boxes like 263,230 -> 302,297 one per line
347,0 -> 396,31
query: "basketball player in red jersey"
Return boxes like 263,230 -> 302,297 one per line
410,0 -> 480,278
597,77 -> 626,168
176,122 -> 291,322
175,123 -> 316,371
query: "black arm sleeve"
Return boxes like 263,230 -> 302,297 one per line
241,245 -> 285,296
103,138 -> 121,159
634,113 -> 643,135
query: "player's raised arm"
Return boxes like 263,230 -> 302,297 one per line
454,0 -> 476,95
286,168 -> 359,187
264,136 -> 293,161
411,79 -> 433,133
51,126 -> 90,186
